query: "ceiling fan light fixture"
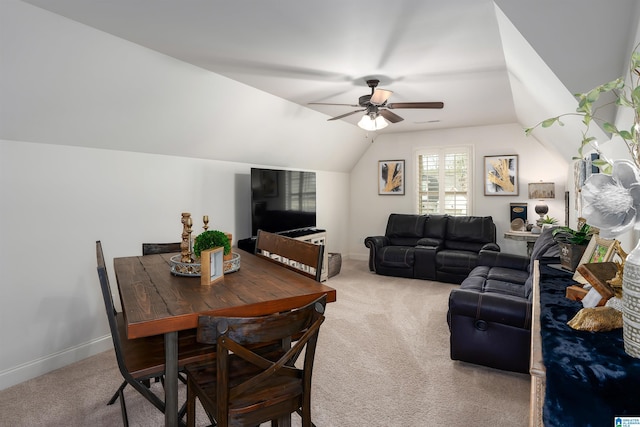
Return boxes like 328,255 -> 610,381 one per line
358,114 -> 388,131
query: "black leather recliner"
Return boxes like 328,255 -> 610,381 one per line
364,213 -> 499,284
447,228 -> 559,373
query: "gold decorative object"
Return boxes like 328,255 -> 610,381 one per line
180,212 -> 193,263
203,215 -> 209,231
609,241 -> 628,296
568,306 -> 623,332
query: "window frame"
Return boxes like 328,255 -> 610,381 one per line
415,145 -> 473,216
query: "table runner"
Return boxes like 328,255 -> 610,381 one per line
539,265 -> 640,426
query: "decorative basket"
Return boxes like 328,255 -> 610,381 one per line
328,252 -> 342,278
170,252 -> 241,277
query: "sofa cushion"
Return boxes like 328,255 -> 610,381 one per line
385,214 -> 427,238
487,266 -> 530,286
483,280 -> 529,298
457,273 -> 487,292
444,240 -> 487,252
446,216 -> 495,243
378,246 -> 415,268
461,266 -> 529,294
437,250 -> 478,273
424,214 -> 449,239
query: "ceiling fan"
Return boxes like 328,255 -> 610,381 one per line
309,79 -> 444,130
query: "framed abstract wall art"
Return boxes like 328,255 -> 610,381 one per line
484,155 -> 518,196
378,160 -> 405,195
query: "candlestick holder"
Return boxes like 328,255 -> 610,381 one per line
180,212 -> 193,263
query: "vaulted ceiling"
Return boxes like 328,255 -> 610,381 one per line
7,0 -> 640,169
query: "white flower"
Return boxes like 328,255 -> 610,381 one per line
582,160 -> 640,236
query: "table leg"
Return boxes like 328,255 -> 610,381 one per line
276,414 -> 291,427
165,331 -> 178,427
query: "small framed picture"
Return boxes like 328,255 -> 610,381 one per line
484,155 -> 518,196
378,160 -> 405,195
200,247 -> 224,286
573,236 -> 618,284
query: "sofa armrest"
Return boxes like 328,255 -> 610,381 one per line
416,237 -> 442,247
448,288 -> 532,329
477,250 -> 529,270
480,242 -> 500,252
364,236 -> 390,271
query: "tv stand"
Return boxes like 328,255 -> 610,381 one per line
277,228 -> 325,238
237,228 -> 328,281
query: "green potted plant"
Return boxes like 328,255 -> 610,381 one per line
552,223 -> 593,271
193,230 -> 231,260
540,215 -> 558,230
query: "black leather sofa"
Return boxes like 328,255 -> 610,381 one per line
447,228 -> 560,373
364,213 -> 499,284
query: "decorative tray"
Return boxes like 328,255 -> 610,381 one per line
170,251 -> 241,277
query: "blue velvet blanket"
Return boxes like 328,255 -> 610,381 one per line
539,265 -> 640,426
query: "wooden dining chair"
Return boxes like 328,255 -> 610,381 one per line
96,241 -> 216,426
255,230 -> 325,281
142,242 -> 182,255
183,295 -> 327,427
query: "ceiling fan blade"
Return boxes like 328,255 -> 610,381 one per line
328,109 -> 366,121
309,102 -> 360,107
379,109 -> 404,123
370,89 -> 393,105
386,102 -> 444,109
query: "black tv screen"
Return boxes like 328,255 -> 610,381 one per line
251,168 -> 316,236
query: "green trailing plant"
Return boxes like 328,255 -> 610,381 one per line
525,44 -> 640,175
551,223 -> 593,246
193,230 -> 231,257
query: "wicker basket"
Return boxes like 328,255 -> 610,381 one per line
328,252 -> 342,278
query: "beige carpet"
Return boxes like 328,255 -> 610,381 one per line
0,259 -> 530,426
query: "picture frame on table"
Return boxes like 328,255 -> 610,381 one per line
484,155 -> 518,196
378,160 -> 405,195
572,236 -> 618,284
200,247 -> 224,286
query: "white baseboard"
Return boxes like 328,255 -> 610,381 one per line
0,334 -> 113,391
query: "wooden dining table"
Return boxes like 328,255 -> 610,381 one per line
113,250 -> 337,427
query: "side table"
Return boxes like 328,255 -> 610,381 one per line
504,231 -> 539,257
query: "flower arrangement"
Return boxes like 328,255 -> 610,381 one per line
525,44 -> 640,237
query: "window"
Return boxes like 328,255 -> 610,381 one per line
417,146 -> 472,215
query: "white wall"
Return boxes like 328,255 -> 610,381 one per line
0,0 -> 367,173
0,139 -> 349,389
0,1 -> 355,389
349,123 -> 568,259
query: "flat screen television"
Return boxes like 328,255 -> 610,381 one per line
251,168 -> 316,236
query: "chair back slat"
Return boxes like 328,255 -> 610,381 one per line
197,296 -> 326,346
96,241 -> 118,317
142,242 -> 182,255
255,230 -> 324,281
96,241 -> 127,373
